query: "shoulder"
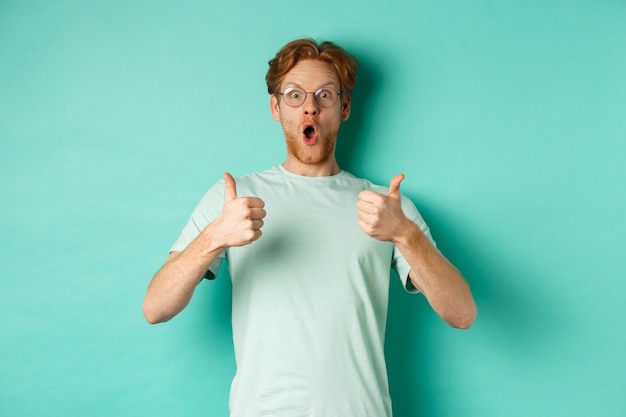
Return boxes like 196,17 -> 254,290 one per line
341,171 -> 388,194
196,167 -> 276,202
229,166 -> 282,194
235,166 -> 281,183
347,171 -> 422,215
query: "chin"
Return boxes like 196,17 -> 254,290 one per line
285,130 -> 337,165
287,142 -> 336,166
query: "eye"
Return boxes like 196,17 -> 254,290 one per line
284,87 -> 303,100
316,89 -> 334,100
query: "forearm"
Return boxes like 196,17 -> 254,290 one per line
142,224 -> 224,324
143,177 -> 266,324
396,222 -> 477,329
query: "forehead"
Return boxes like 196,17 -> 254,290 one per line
281,59 -> 340,89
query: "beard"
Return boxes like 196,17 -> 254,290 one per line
282,121 -> 339,166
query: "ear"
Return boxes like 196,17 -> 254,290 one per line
270,94 -> 281,121
341,98 -> 351,121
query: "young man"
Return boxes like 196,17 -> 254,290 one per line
143,38 -> 476,417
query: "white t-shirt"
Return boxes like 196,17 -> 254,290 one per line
172,165 -> 434,417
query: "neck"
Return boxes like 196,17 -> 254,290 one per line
281,157 -> 341,177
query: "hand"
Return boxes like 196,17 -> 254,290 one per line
211,172 -> 266,248
357,174 -> 409,242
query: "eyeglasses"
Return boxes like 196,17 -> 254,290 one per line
277,86 -> 341,108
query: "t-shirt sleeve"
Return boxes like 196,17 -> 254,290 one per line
170,180 -> 226,279
391,194 -> 436,294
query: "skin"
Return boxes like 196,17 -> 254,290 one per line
270,59 -> 350,177
357,174 -> 477,328
143,59 -> 476,329
142,172 -> 266,324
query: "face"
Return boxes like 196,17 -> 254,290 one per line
270,59 -> 351,172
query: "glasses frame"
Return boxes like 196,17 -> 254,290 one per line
277,86 -> 342,108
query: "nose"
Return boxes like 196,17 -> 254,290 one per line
303,93 -> 319,116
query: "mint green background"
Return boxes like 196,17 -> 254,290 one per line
1,1 -> 625,416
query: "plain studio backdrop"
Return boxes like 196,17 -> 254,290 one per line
1,1 -> 624,416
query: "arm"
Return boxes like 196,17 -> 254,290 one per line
397,223 -> 476,329
356,174 -> 477,329
142,173 -> 266,324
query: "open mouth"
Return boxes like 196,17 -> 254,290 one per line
304,125 -> 316,139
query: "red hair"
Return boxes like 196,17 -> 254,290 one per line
266,38 -> 359,103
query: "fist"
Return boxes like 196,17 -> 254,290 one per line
356,174 -> 408,242
214,172 -> 266,248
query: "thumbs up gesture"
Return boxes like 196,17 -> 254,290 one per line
357,174 -> 409,242
212,172 -> 266,248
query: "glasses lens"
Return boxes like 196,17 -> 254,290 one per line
280,87 -> 339,107
282,87 -> 305,107
314,88 -> 338,107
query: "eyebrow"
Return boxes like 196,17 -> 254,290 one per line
282,82 -> 338,91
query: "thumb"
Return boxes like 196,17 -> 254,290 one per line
388,173 -> 404,198
223,172 -> 237,201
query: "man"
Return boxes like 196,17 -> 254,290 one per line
143,38 -> 476,417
